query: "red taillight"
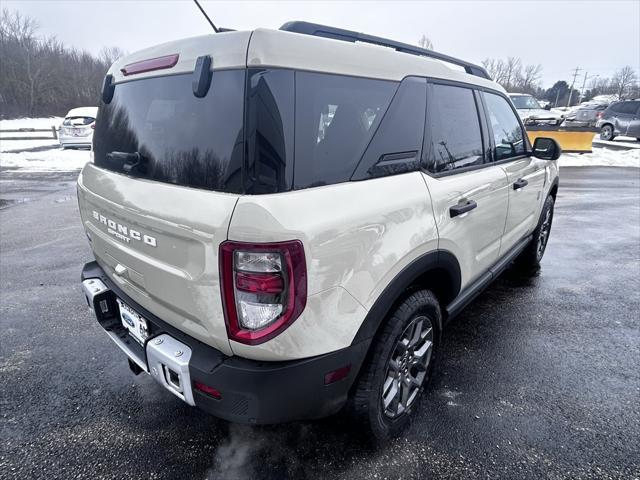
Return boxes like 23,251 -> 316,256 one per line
596,111 -> 604,118
236,272 -> 284,294
193,381 -> 222,399
120,53 -> 179,76
90,123 -> 95,130
219,240 -> 307,345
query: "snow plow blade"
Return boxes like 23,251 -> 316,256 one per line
526,126 -> 597,154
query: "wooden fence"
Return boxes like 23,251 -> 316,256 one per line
0,127 -> 58,140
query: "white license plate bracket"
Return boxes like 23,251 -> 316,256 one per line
116,298 -> 149,345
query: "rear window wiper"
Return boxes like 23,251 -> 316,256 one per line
106,151 -> 147,174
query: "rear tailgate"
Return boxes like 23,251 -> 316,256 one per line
577,109 -> 595,121
78,32 -> 251,355
78,165 -> 238,355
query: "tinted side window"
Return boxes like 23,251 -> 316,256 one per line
483,92 -> 526,161
63,116 -> 95,126
294,72 -> 397,189
245,69 -> 295,194
352,77 -> 427,180
618,102 -> 640,115
425,84 -> 484,173
609,103 -> 624,114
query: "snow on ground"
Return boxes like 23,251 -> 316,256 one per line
592,135 -> 640,150
0,117 -> 63,154
561,148 -> 640,168
0,138 -> 61,153
0,117 -> 62,130
1,147 -> 90,172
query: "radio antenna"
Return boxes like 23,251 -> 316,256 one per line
193,0 -> 219,33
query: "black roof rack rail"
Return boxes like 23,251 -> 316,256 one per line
280,21 -> 491,80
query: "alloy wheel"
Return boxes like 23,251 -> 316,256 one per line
382,315 -> 434,418
601,125 -> 613,141
537,207 -> 552,259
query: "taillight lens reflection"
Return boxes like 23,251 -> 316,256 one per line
219,240 -> 307,345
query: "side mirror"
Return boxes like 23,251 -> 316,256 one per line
543,104 -> 551,110
532,137 -> 562,160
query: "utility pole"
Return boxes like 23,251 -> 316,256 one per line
566,66 -> 581,108
579,71 -> 589,103
579,72 -> 599,103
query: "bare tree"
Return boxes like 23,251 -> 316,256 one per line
482,58 -> 506,84
612,66 -> 638,99
482,57 -> 528,92
100,46 -> 126,66
0,8 -> 118,118
517,64 -> 543,94
417,34 -> 434,50
502,57 -> 522,92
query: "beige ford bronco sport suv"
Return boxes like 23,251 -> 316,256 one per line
79,22 -> 560,440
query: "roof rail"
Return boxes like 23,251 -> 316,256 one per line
280,21 -> 491,80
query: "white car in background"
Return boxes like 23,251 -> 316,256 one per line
58,107 -> 98,149
508,93 -> 564,126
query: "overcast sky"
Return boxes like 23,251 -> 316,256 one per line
4,0 -> 640,88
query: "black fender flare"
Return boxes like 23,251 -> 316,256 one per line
351,249 -> 461,345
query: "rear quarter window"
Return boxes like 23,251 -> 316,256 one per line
618,102 -> 640,114
293,72 -> 397,189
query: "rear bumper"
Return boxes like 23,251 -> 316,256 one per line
59,134 -> 92,147
81,261 -> 369,424
564,119 -> 596,128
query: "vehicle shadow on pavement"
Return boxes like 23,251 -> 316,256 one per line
143,269 -> 537,480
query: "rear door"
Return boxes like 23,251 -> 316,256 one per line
627,102 -> 640,137
421,82 -> 509,290
78,69 -> 246,355
611,102 -> 636,135
481,91 -> 546,254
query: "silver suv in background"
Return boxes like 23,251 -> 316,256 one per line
58,107 -> 98,149
508,93 -> 563,126
564,102 -> 608,128
597,100 -> 640,141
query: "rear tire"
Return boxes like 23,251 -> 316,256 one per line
600,124 -> 615,141
349,290 -> 440,442
515,194 -> 554,271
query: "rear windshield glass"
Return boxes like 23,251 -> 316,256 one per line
510,95 -> 541,109
63,117 -> 94,126
93,70 -> 245,193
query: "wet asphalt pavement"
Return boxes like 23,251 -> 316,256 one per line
1,166 -> 639,479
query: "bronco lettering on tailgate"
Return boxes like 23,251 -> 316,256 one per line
92,210 -> 157,247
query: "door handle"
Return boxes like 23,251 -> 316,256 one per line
450,200 -> 477,218
513,178 -> 528,190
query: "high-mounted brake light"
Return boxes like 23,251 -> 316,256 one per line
120,54 -> 179,77
219,240 -> 307,345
